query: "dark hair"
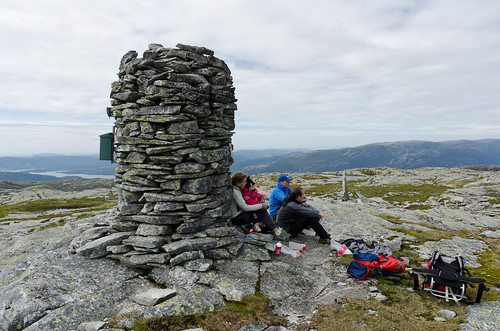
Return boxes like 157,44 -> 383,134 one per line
231,171 -> 247,186
245,177 -> 255,189
290,187 -> 304,200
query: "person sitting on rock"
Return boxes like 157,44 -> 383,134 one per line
277,187 -> 331,244
269,174 -> 292,221
229,171 -> 290,240
241,177 -> 266,205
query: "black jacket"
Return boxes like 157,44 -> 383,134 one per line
277,196 -> 321,229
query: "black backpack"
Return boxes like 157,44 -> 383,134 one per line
411,251 -> 489,303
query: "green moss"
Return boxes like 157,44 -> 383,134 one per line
300,173 -> 330,180
468,238 -> 500,288
358,168 -> 378,176
0,195 -> 117,219
305,183 -> 342,197
38,220 -> 68,231
488,198 -> 500,204
351,183 -> 449,204
394,228 -> 478,243
379,215 -> 404,224
404,205 -> 433,210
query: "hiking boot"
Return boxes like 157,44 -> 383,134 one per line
274,228 -> 290,241
240,224 -> 251,234
319,238 -> 331,245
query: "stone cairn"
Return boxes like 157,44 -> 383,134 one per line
102,43 -> 273,270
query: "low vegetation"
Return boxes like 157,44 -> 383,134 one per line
0,193 -> 117,223
121,294 -> 286,331
352,183 -> 449,205
303,278 -> 468,331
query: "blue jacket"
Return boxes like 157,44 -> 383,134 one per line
269,182 -> 291,217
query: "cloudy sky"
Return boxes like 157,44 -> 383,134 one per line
1,0 -> 499,156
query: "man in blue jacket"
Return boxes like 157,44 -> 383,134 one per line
269,174 -> 292,220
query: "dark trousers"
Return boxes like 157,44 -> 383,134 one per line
231,210 -> 277,231
285,217 -> 330,239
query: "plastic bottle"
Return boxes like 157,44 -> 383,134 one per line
330,240 -> 342,251
338,244 -> 347,256
289,241 -> 306,251
281,244 -> 301,258
274,242 -> 282,255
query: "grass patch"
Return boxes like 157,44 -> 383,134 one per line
379,215 -> 405,224
306,183 -> 340,196
358,168 -> 378,176
396,248 -> 422,266
0,194 -> 117,219
394,228 -> 478,243
351,183 -> 449,204
301,276 -> 468,331
305,183 -> 341,198
38,220 -> 68,231
468,238 -> 500,288
488,198 -> 500,204
128,294 -> 286,331
404,205 -> 433,210
300,173 -> 331,180
441,179 -> 477,189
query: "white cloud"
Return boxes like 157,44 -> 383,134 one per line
0,0 -> 499,155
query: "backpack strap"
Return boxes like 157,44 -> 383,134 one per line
429,251 -> 440,268
457,256 -> 465,273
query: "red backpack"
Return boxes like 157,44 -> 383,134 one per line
347,251 -> 406,280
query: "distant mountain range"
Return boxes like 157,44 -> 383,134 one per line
0,155 -> 116,181
232,139 -> 500,175
1,139 -> 499,181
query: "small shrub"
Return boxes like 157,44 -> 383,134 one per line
359,168 -> 377,176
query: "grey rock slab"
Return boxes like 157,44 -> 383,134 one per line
136,224 -> 173,236
238,243 -> 271,261
204,225 -> 241,237
69,226 -> 110,250
260,260 -> 333,319
414,236 -> 489,267
438,309 -> 457,319
212,260 -> 259,301
76,232 -> 132,258
150,265 -> 200,288
480,230 -> 500,238
122,235 -> 167,249
170,250 -> 204,265
141,285 -> 225,319
183,258 -> 213,272
460,299 -> 500,331
77,321 -> 106,331
128,253 -> 170,265
132,288 -> 177,306
314,199 -> 402,243
0,251 -> 145,331
162,237 -> 236,255
238,321 -> 268,330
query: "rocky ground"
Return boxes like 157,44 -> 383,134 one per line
0,168 -> 499,330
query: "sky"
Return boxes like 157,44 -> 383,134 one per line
1,0 -> 499,156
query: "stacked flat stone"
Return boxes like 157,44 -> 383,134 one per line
106,43 -> 266,269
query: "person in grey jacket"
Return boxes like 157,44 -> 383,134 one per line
229,172 -> 290,240
277,187 -> 331,244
